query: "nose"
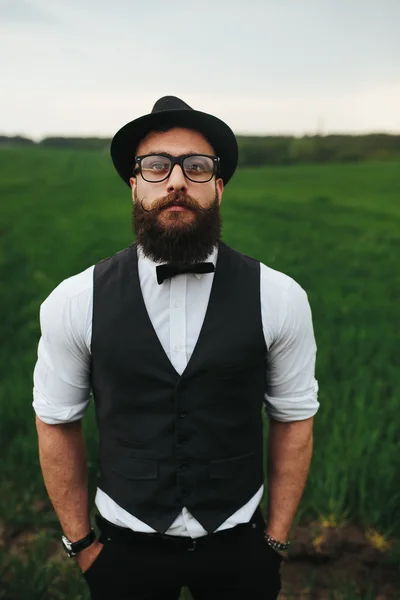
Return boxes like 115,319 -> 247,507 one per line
166,164 -> 188,193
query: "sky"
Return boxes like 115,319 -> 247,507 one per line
0,0 -> 399,139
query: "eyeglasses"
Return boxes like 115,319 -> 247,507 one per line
134,154 -> 220,183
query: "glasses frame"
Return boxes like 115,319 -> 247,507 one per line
134,153 -> 220,183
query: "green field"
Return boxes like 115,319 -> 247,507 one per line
0,147 -> 399,599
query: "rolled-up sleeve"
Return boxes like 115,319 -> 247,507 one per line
261,266 -> 319,422
33,271 -> 93,424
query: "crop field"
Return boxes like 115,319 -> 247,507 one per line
0,147 -> 399,599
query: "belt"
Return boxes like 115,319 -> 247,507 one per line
95,507 -> 265,552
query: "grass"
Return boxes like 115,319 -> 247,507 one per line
0,147 -> 399,598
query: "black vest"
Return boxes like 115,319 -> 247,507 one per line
91,241 -> 267,533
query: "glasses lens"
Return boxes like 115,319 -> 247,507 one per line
140,155 -> 171,181
183,155 -> 214,181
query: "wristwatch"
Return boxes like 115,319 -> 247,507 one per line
61,529 -> 96,558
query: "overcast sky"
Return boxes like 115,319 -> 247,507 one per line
1,0 -> 399,138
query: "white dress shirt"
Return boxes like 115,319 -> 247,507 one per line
33,243 -> 319,538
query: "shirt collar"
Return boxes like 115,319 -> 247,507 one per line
137,243 -> 219,283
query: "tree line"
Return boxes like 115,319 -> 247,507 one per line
1,133 -> 399,166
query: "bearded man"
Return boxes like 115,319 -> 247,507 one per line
33,96 -> 319,600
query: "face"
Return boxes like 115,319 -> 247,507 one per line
130,127 -> 224,265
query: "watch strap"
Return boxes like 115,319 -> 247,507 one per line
62,529 -> 96,557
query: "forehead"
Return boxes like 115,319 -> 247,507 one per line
136,127 -> 215,156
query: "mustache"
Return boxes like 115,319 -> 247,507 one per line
138,191 -> 215,213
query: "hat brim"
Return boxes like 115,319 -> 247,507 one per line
110,109 -> 238,187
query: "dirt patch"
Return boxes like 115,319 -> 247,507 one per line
278,523 -> 399,599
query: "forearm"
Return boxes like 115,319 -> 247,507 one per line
36,416 -> 91,541
265,416 -> 314,541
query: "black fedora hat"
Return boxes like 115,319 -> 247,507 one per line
110,96 -> 238,187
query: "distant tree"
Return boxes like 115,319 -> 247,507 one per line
237,136 -> 293,166
39,137 -> 110,150
237,134 -> 400,166
0,135 -> 35,146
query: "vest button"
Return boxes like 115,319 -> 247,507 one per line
179,438 -> 188,445
179,410 -> 187,418
182,489 -> 190,497
180,462 -> 189,471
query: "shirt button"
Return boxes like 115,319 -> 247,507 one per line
179,410 -> 187,418
175,302 -> 181,307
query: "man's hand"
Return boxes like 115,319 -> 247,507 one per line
76,540 -> 104,574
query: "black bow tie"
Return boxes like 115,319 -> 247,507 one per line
156,262 -> 215,285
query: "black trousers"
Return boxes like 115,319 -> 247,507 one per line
83,507 -> 283,599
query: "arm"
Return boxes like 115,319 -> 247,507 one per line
36,416 -> 103,570
265,416 -> 313,541
36,417 -> 90,541
33,274 -> 101,570
261,272 -> 319,543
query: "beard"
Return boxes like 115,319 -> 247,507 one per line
132,188 -> 222,265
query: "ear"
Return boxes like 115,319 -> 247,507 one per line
216,177 -> 224,205
129,176 -> 137,198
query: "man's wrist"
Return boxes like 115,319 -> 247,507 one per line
264,531 -> 290,552
264,524 -> 290,542
61,529 -> 96,557
61,518 -> 93,546
265,532 -> 290,542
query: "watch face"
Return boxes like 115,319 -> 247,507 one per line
61,535 -> 76,557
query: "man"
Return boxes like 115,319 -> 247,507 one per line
33,96 -> 319,600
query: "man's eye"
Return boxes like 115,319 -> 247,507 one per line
186,162 -> 206,171
148,162 -> 169,170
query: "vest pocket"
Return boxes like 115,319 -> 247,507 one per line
208,451 -> 255,478
215,359 -> 264,379
112,459 -> 158,480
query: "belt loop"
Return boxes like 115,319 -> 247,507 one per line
188,539 -> 196,551
95,514 -> 105,529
